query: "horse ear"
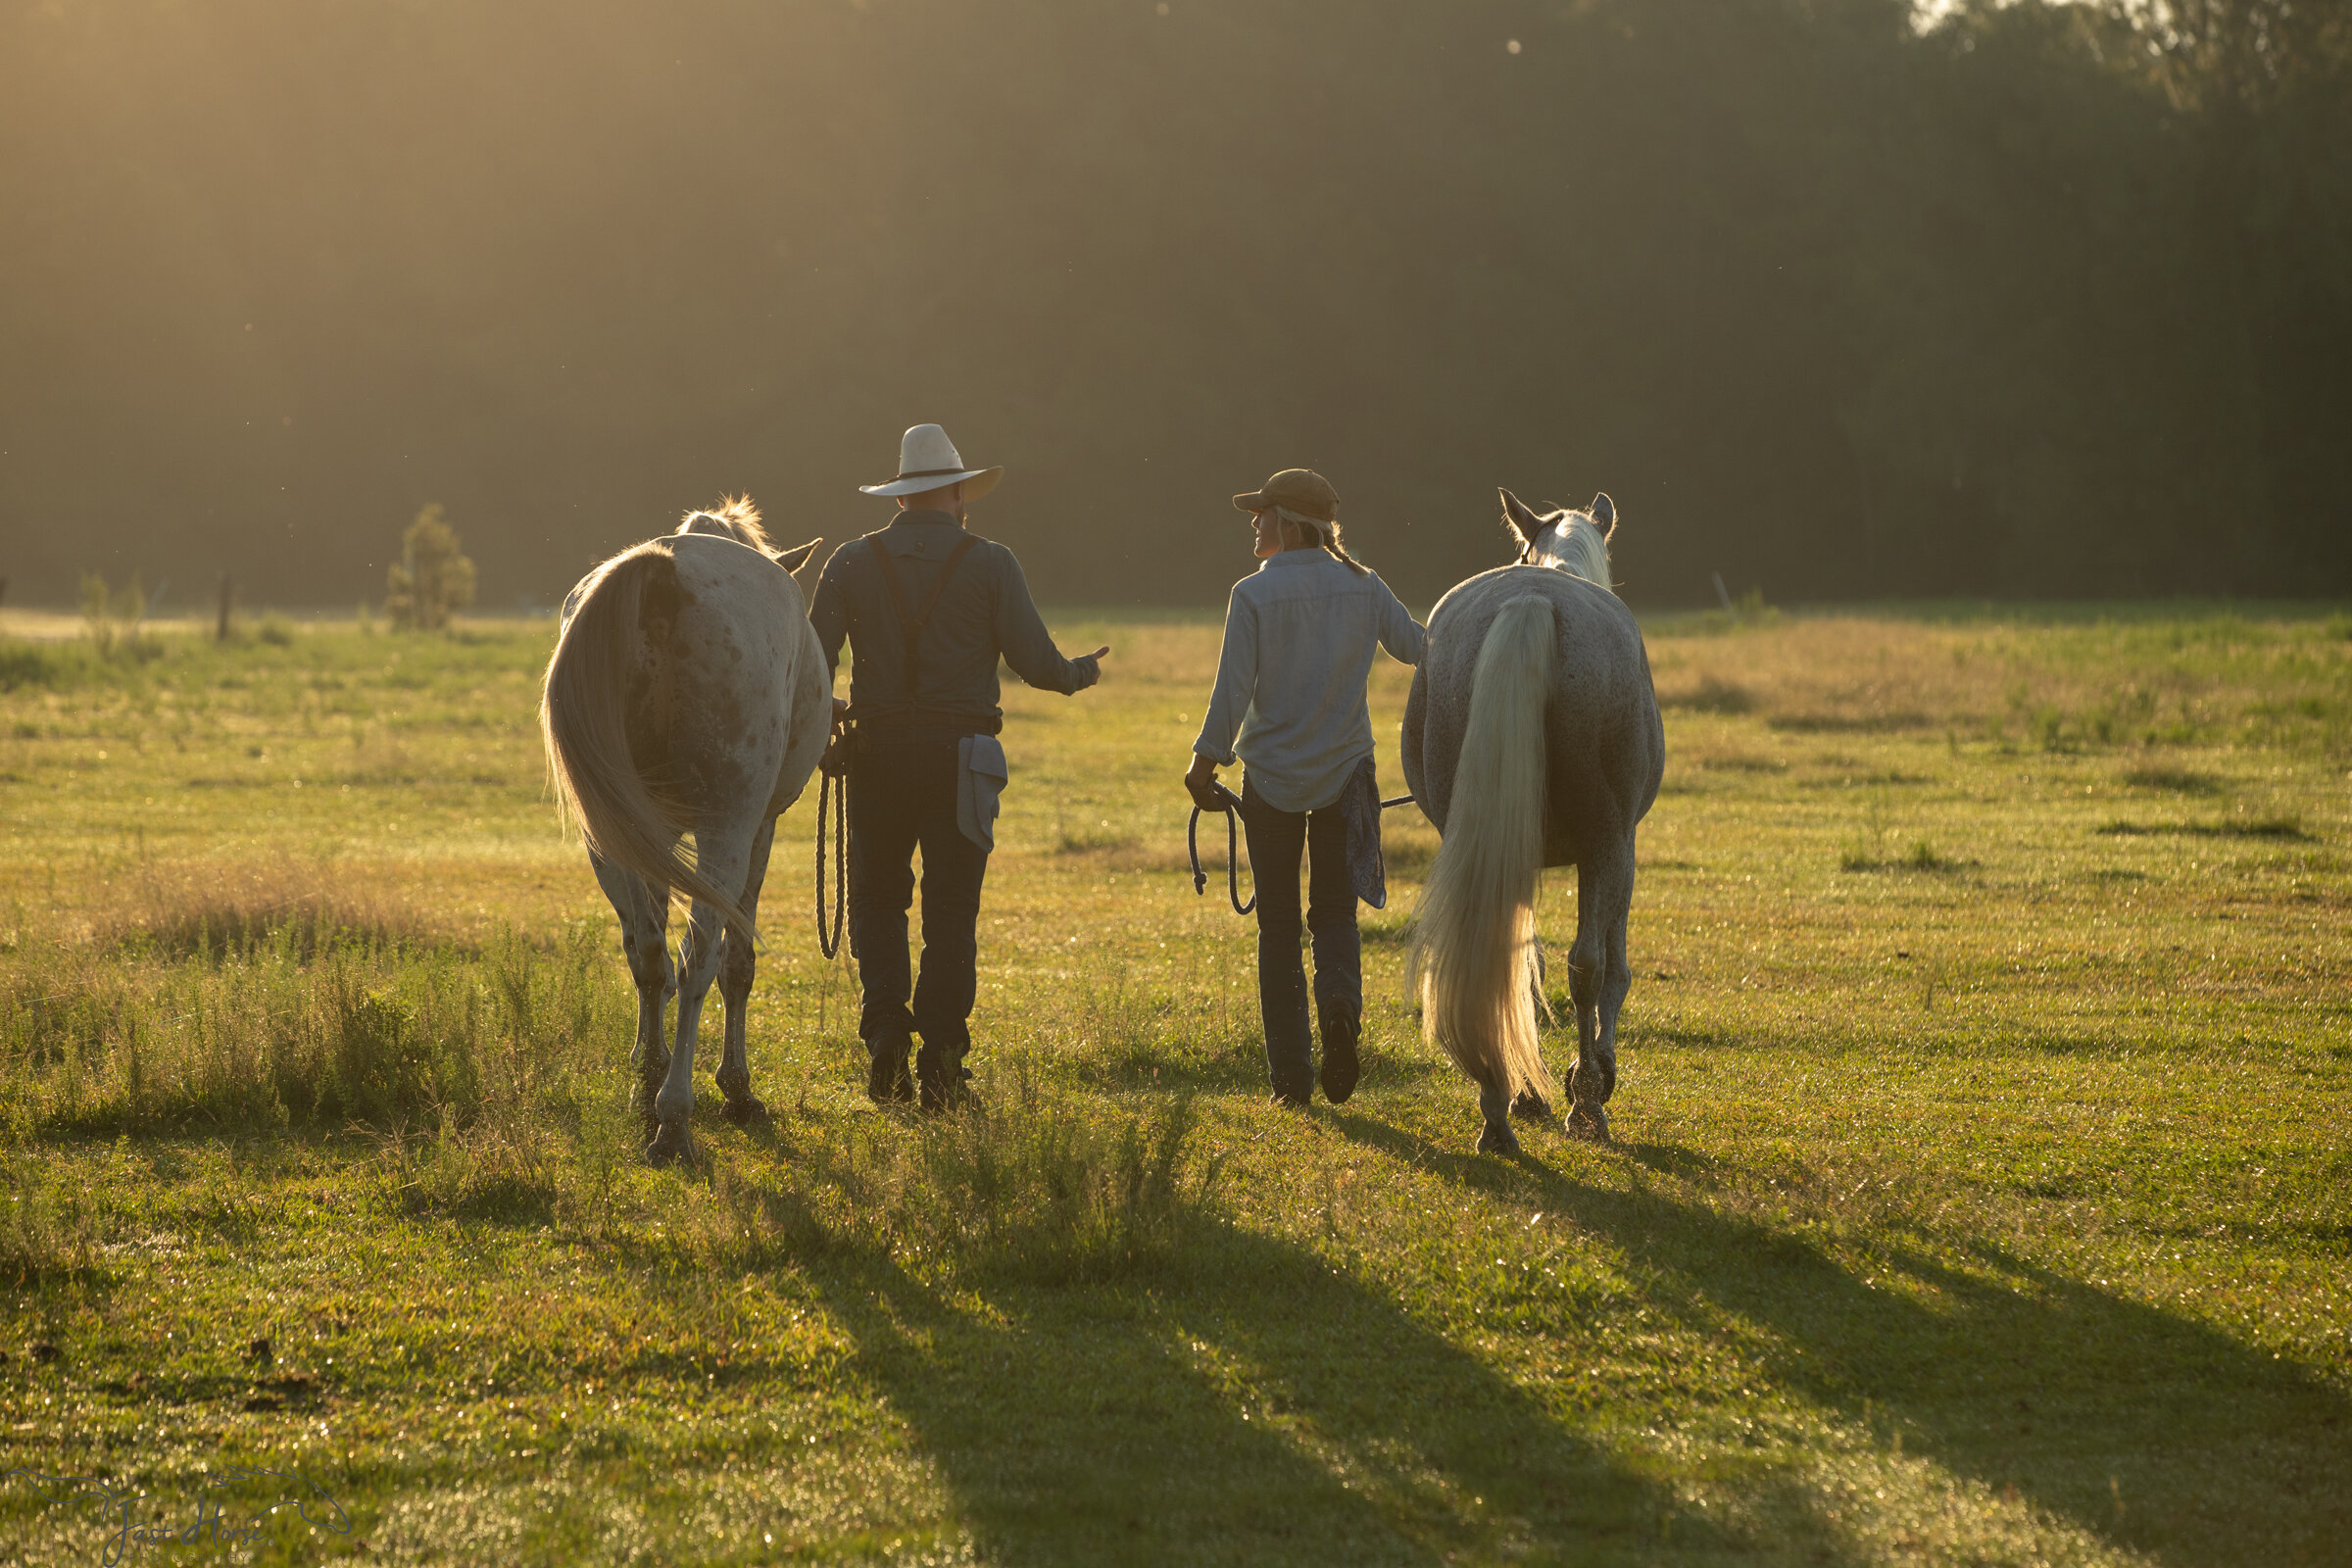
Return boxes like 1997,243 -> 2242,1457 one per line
1589,493 -> 1616,540
1498,488 -> 1544,549
774,537 -> 822,573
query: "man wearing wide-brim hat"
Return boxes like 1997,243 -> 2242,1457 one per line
810,424 -> 1110,1110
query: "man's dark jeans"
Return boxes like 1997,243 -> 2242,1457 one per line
850,733 -> 988,1085
1240,776 -> 1361,1101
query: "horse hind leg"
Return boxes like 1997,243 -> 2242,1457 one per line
1476,1072 -> 1521,1154
713,816 -> 775,1125
1595,850 -> 1637,1122
649,825 -> 757,1164
592,852 -> 672,1130
1566,845 -> 1631,1143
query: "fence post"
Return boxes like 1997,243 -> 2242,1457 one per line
217,572 -> 233,642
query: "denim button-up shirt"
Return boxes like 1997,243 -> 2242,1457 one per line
1193,549 -> 1426,812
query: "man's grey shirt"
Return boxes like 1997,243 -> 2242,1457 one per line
1194,550 -> 1426,813
810,511 -> 1099,731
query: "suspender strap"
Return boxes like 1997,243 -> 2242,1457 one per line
867,530 -> 983,697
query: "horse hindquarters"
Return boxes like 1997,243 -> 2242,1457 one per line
1407,594 -> 1556,1130
539,542 -> 758,943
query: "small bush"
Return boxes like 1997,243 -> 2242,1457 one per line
729,1079 -> 1222,1284
386,504 -> 477,631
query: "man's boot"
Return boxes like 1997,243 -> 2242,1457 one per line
866,1029 -> 914,1105
915,1036 -> 976,1114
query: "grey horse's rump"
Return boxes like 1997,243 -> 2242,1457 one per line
1402,564 -> 1662,861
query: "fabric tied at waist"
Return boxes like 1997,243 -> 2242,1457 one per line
957,734 -> 1009,852
853,709 -> 1004,738
1337,754 -> 1388,909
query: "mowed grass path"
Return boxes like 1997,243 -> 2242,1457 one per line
0,605 -> 2347,1566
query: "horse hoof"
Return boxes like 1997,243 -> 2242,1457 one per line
1476,1118 -> 1522,1156
1510,1089 -> 1553,1122
1566,1102 -> 1611,1144
720,1094 -> 767,1126
645,1119 -> 696,1165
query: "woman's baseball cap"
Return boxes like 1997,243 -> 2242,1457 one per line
1231,468 -> 1339,522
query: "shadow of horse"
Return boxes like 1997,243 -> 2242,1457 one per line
1324,1113 -> 2352,1567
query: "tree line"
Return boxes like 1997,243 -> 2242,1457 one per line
1,0 -> 2343,610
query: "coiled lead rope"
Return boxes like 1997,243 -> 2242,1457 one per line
1187,786 -> 1255,916
815,762 -> 849,959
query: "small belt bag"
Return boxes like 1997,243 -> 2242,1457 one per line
956,734 -> 1009,853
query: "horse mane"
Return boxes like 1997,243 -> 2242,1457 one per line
1544,512 -> 1614,592
677,495 -> 775,555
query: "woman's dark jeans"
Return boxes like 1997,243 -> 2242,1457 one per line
1240,776 -> 1361,1102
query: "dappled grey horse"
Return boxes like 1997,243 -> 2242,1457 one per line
1402,489 -> 1664,1153
542,499 -> 828,1162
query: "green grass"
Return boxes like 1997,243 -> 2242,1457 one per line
0,607 -> 2347,1565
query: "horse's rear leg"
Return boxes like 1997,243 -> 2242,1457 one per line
592,852 -> 672,1129
1596,839 -> 1638,1119
713,816 -> 775,1124
1567,843 -> 1632,1143
649,826 -> 756,1164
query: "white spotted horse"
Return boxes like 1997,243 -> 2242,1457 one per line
542,498 -> 829,1162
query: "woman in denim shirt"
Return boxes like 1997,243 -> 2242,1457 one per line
1185,468 -> 1426,1106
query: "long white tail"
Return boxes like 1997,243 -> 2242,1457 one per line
539,542 -> 756,943
1407,594 -> 1553,1100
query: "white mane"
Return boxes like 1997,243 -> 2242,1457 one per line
1531,510 -> 1613,591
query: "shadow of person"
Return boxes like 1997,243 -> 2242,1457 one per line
743,1129 -> 1746,1565
1325,1112 -> 2352,1568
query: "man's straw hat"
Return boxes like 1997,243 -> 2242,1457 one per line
858,423 -> 1004,500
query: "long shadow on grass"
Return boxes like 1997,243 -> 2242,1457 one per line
744,1134 -> 1752,1566
1330,1115 -> 2352,1568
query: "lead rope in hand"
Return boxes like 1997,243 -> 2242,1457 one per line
1187,788 -> 1415,919
815,763 -> 849,959
1188,787 -> 1256,916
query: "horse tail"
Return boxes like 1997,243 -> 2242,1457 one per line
1407,594 -> 1553,1101
539,542 -> 758,944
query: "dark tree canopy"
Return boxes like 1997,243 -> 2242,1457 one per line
2,0 -> 2345,610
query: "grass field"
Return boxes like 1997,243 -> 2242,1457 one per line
1,601 -> 2348,1566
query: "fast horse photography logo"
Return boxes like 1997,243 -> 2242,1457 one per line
7,1465 -> 352,1565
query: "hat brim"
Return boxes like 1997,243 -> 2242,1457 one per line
859,466 -> 1003,501
1232,490 -> 1335,521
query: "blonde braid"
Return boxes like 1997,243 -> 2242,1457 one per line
1276,506 -> 1371,576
